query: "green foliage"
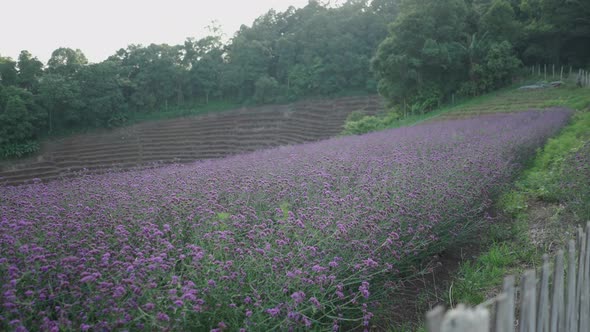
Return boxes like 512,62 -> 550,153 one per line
0,85 -> 45,154
519,0 -> 590,66
459,41 -> 521,96
46,47 -> 88,77
0,141 -> 40,159
253,75 -> 280,104
371,0 -> 587,114
0,55 -> 18,86
345,110 -> 367,123
37,73 -> 84,132
480,0 -> 521,44
498,190 -> 528,217
342,110 -> 399,135
372,0 -> 468,111
16,50 -> 44,91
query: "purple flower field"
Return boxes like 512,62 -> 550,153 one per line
0,110 -> 572,331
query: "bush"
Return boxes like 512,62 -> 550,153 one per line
342,110 -> 400,135
0,141 -> 40,159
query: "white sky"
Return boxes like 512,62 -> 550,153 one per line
0,0 -> 312,64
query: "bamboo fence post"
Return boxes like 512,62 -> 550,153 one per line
560,66 -> 564,81
504,275 -> 516,332
538,254 -> 550,331
550,250 -> 565,332
518,274 -> 528,332
567,239 -> 577,332
582,223 -> 590,330
427,305 -> 445,332
574,227 -> 586,330
544,64 -> 547,81
495,294 -> 509,332
440,305 -> 489,332
520,270 -> 537,332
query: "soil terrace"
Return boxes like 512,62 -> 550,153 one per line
0,95 -> 383,186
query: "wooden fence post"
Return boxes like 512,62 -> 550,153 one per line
544,64 -> 547,81
495,294 -> 509,332
567,239 -> 577,332
552,64 -> 555,79
574,227 -> 586,330
440,305 -> 489,332
581,223 -> 590,332
550,250 -> 565,332
560,66 -> 564,81
427,305 -> 445,332
504,276 -> 516,332
538,255 -> 550,331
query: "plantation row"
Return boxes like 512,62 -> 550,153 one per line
0,95 -> 381,186
0,109 -> 572,331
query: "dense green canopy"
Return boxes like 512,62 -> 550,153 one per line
372,0 -> 590,112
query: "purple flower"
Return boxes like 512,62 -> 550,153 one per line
291,291 -> 306,304
266,307 -> 281,317
157,312 -> 170,322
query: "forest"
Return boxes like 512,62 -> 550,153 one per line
0,0 -> 589,158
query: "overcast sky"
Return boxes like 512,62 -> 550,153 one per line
1,0 -> 312,64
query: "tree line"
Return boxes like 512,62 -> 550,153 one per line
372,0 -> 590,113
1,0 -> 589,158
0,0 -> 396,158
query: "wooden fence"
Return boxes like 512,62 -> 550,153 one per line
527,64 -> 590,88
426,222 -> 590,332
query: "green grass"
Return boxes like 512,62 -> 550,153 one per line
443,85 -> 590,308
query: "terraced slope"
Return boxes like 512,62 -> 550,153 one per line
431,87 -> 576,121
0,95 -> 383,186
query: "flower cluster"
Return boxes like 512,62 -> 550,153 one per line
0,110 -> 571,330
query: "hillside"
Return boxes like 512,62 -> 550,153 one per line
0,95 -> 382,186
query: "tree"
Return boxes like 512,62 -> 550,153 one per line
372,0 -> 468,111
47,47 -> 88,76
254,75 -> 280,104
17,50 -> 44,91
38,74 -> 84,132
76,61 -> 128,127
0,95 -> 33,145
480,0 -> 521,44
0,55 -> 18,86
0,84 -> 46,149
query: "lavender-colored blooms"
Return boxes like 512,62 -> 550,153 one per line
0,110 -> 572,330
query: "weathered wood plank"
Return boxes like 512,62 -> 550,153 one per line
550,250 -> 564,332
538,254 -> 550,331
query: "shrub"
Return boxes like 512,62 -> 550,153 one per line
342,110 -> 399,135
0,141 -> 40,159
